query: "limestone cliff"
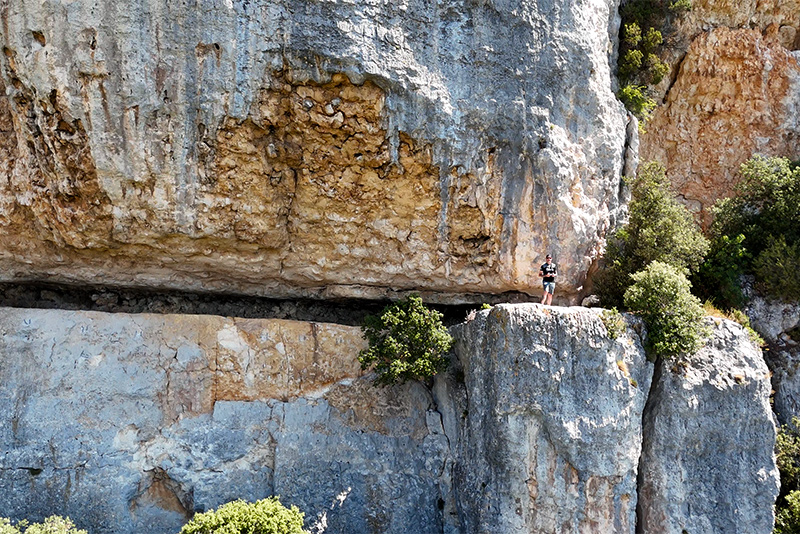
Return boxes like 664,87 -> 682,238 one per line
0,304 -> 778,534
639,0 -> 800,226
0,0 -> 630,303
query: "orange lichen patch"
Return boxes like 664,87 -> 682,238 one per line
0,57 -> 111,246
446,151 -> 504,267
130,469 -> 192,519
199,72 -> 451,286
641,28 -> 800,228
214,318 -> 364,402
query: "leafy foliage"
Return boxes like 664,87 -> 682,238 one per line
775,491 -> 800,534
753,236 -> 800,301
601,307 -> 626,339
359,295 -> 453,386
776,419 -> 800,533
617,0 -> 689,119
0,517 -> 86,534
179,498 -> 307,534
709,155 -> 800,302
597,161 -> 709,308
692,234 -> 749,309
617,85 -> 656,124
624,261 -> 709,359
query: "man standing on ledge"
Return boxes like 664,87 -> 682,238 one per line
539,254 -> 557,305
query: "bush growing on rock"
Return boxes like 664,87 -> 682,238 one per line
617,0 -> 689,119
179,497 -> 307,534
597,161 -> 709,308
359,295 -> 452,386
0,516 -> 87,534
624,261 -> 709,359
776,419 -> 800,533
705,155 -> 800,303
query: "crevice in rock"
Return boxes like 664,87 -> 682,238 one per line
634,356 -> 662,534
0,281 -> 503,326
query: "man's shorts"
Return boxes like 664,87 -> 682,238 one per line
543,282 -> 555,294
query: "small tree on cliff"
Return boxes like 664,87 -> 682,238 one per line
597,161 -> 708,308
623,261 -> 709,359
359,295 -> 453,386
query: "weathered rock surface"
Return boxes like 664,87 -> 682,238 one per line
0,304 -> 779,534
447,304 -> 654,533
0,0 -> 629,303
745,293 -> 800,424
637,317 -> 779,534
640,27 -> 800,227
0,307 -> 448,534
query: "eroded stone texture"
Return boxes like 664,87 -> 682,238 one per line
0,0 -> 629,303
0,304 -> 782,534
637,318 -> 779,534
0,307 -> 449,534
745,292 -> 800,424
640,28 -> 800,227
448,304 -> 654,534
678,0 -> 800,50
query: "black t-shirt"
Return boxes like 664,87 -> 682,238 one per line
540,262 -> 557,283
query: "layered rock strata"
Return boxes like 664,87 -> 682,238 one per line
637,317 -> 779,533
0,304 -> 779,534
0,0 -> 630,304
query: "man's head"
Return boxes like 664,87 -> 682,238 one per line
545,254 -> 552,263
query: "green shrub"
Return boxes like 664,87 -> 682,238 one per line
776,491 -> 800,534
646,54 -> 670,84
693,234 -> 749,309
641,27 -> 663,54
359,295 -> 453,386
597,161 -> 709,308
623,22 -> 642,46
713,155 -> 800,257
669,0 -> 692,13
0,517 -> 86,534
619,50 -> 644,79
617,0 -> 690,116
617,85 -> 656,123
624,261 -> 709,359
753,236 -> 800,301
601,307 -> 626,339
179,498 -> 307,534
709,155 -> 800,302
776,419 -> 800,533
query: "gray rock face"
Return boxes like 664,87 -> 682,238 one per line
637,318 -> 779,534
0,305 -> 778,534
447,304 -> 654,534
0,308 -> 447,534
0,0 -> 629,303
745,293 -> 800,424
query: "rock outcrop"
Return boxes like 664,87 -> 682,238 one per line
0,304 -> 779,534
0,308 -> 448,534
746,293 -> 800,425
0,0 -> 630,304
637,317 -> 779,534
448,305 -> 653,533
640,6 -> 800,227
